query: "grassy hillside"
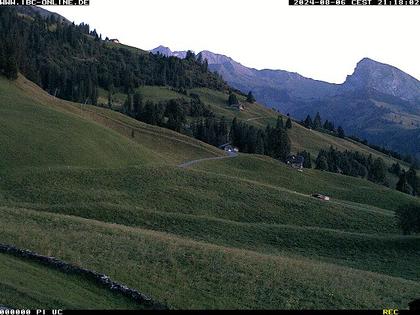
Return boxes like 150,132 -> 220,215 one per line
1,75 -> 419,309
189,88 -> 409,166
0,76 -> 156,169
190,155 -> 419,212
0,253 -> 144,309
11,76 -> 225,165
99,84 -> 408,172
1,207 -> 419,310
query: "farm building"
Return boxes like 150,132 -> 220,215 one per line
219,143 -> 239,153
286,155 -> 304,170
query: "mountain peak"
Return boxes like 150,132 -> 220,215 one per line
344,58 -> 420,100
150,46 -> 187,59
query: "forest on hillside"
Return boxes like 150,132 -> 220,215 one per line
0,7 -> 227,105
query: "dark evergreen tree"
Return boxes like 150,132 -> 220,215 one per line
133,92 -> 143,117
107,84 -> 114,109
228,92 -> 239,106
369,158 -> 386,184
337,126 -> 345,138
165,99 -> 186,132
276,116 -> 284,129
315,151 -> 329,171
406,166 -> 418,196
270,122 -> 290,161
303,115 -> 313,129
246,91 -> 256,103
256,130 -> 265,155
396,171 -> 411,194
123,94 -> 132,114
313,112 -> 322,129
389,162 -> 402,176
298,151 -> 312,168
285,117 -> 292,129
395,204 -> 420,235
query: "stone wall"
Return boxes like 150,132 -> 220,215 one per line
0,244 -> 167,310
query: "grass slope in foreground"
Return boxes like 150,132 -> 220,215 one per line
1,207 -> 419,310
0,253 -> 144,309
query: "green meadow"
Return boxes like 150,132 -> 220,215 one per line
0,76 -> 419,309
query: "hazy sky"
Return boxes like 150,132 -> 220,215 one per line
42,0 -> 420,83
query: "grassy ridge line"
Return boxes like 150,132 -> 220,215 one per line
81,106 -> 225,161
191,166 -> 395,216
8,200 -> 419,281
1,206 -> 419,309
0,166 -> 399,234
14,76 -> 226,164
0,77 -> 157,169
0,253 -> 144,309
190,155 -> 420,212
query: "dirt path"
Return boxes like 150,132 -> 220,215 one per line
178,151 -> 238,168
245,116 -> 267,122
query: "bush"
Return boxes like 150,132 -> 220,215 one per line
395,204 -> 420,235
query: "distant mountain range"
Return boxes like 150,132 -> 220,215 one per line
151,46 -> 420,157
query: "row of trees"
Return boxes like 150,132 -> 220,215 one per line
0,7 -> 227,104
230,117 -> 291,161
348,135 -> 411,162
389,163 -> 419,196
315,147 -> 387,185
301,111 -> 416,165
192,117 -> 229,147
122,91 -> 291,161
301,112 -> 345,138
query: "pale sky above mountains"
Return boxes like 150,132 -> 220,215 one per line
42,0 -> 420,83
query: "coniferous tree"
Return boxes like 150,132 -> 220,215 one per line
276,116 -> 284,129
285,117 -> 292,129
337,126 -> 345,138
313,112 -> 322,129
246,91 -> 256,103
142,101 -> 155,125
298,151 -> 312,168
107,84 -> 114,109
123,94 -> 132,114
369,158 -> 386,184
315,151 -> 329,171
303,115 -> 313,129
395,204 -> 420,235
270,121 -> 290,161
389,162 -> 402,176
228,92 -> 239,106
396,171 -> 411,194
133,92 -> 143,117
256,130 -> 265,155
406,166 -> 418,196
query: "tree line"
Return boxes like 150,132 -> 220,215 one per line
301,111 -> 418,165
314,147 -> 388,185
301,112 -> 345,138
122,90 -> 292,162
0,7 -> 227,105
389,162 -> 419,196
